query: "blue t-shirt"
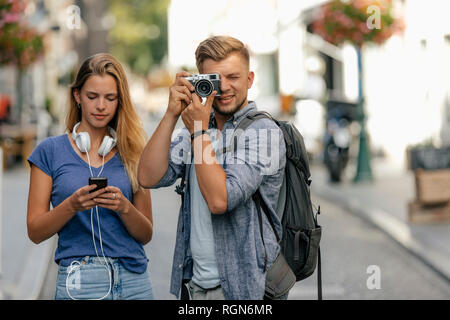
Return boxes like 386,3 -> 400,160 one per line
27,134 -> 148,273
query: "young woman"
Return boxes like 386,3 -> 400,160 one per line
27,53 -> 154,300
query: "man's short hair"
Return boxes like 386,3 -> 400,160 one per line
195,35 -> 250,73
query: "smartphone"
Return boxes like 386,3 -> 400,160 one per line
89,177 -> 108,193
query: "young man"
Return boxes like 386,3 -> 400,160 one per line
138,35 -> 286,300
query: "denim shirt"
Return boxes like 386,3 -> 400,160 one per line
152,101 -> 286,299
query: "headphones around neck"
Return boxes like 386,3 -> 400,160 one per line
68,122 -> 117,300
72,122 -> 117,157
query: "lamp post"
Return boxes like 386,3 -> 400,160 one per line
353,46 -> 373,182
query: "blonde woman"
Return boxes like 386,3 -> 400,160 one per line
27,53 -> 154,300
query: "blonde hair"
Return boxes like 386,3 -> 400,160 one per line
66,53 -> 147,193
195,35 -> 250,73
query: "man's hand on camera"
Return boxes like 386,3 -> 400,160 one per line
181,91 -> 217,135
166,71 -> 195,119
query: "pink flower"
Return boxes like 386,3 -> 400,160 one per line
8,0 -> 26,14
358,21 -> 371,34
353,0 -> 366,10
3,13 -> 20,23
335,12 -> 354,28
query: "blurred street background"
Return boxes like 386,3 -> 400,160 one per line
0,0 -> 449,299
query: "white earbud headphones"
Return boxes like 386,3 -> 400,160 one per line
72,122 -> 117,157
66,122 -> 117,300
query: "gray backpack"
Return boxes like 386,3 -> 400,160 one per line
225,111 -> 322,299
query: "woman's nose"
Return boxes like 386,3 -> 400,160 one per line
96,98 -> 106,110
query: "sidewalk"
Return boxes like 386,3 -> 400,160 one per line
0,166 -> 57,300
310,158 -> 450,284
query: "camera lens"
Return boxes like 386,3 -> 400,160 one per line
195,79 -> 213,97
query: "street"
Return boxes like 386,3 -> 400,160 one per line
146,189 -> 450,300
38,181 -> 450,300
290,194 -> 450,299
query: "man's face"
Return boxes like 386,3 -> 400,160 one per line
200,53 -> 254,117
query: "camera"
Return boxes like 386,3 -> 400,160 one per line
185,73 -> 221,98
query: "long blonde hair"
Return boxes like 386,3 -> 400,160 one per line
66,53 -> 147,193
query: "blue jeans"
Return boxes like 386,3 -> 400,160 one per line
55,256 -> 154,300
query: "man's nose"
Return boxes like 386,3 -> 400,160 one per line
220,78 -> 230,92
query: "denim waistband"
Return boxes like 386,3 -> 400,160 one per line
76,256 -> 119,266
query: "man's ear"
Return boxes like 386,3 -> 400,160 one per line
247,71 -> 255,89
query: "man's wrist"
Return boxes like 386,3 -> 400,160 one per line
191,129 -> 208,142
164,109 -> 179,121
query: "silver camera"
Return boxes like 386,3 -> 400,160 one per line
185,73 -> 221,97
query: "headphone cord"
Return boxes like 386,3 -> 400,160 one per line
65,151 -> 112,300
85,150 -> 94,177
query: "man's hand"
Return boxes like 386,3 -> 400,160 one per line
181,91 -> 216,135
167,71 -> 195,118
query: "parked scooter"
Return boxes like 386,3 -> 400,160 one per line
323,100 -> 357,182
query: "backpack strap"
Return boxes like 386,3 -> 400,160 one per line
253,190 -> 280,242
215,109 -> 283,241
318,246 -> 322,300
316,205 -> 322,300
175,164 -> 187,232
215,111 -> 275,157
252,189 -> 281,273
174,164 -> 186,197
254,193 -> 268,273
219,111 -> 283,272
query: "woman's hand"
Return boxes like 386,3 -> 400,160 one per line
93,186 -> 131,215
69,184 -> 107,212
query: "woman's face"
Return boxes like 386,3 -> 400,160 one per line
74,74 -> 119,129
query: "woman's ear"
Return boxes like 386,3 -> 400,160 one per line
73,89 -> 81,105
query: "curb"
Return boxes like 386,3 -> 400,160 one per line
310,178 -> 450,285
13,236 -> 57,300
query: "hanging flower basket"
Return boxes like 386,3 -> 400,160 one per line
311,0 -> 404,48
0,0 -> 44,70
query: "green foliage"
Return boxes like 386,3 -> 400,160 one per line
107,0 -> 170,75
